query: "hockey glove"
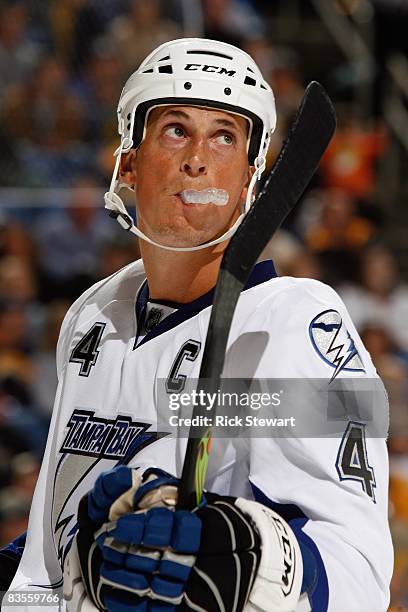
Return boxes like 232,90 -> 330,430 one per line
63,466 -> 303,611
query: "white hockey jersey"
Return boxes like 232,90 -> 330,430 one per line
7,259 -> 393,611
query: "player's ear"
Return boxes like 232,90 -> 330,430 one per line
119,150 -> 138,186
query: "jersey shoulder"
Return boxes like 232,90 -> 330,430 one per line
242,276 -> 349,325
258,275 -> 344,309
252,275 -> 359,322
247,276 -> 377,378
56,259 -> 146,376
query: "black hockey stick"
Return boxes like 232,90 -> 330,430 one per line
178,81 -> 336,508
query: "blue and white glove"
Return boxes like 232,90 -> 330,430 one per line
63,466 -> 303,611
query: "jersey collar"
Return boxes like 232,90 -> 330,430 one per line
134,259 -> 277,349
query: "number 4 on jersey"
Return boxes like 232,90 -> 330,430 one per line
69,323 -> 106,376
336,421 -> 376,502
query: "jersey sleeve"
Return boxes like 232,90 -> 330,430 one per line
5,263 -> 145,611
4,379 -> 66,610
246,278 -> 393,611
4,291 -> 98,610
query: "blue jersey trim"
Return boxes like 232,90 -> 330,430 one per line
251,481 -> 307,522
251,482 -> 329,611
134,259 -> 277,349
291,518 -> 329,611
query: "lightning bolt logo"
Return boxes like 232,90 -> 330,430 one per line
309,310 -> 364,379
326,328 -> 358,381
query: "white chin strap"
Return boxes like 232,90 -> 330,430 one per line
104,133 -> 267,253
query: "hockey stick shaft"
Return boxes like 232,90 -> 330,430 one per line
178,82 -> 336,508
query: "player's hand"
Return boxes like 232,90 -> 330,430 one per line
72,466 -> 260,611
66,466 -> 303,611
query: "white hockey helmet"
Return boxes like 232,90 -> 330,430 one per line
104,37 -> 277,252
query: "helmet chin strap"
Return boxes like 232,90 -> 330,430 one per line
104,130 -> 267,253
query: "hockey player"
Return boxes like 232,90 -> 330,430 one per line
3,38 -> 392,611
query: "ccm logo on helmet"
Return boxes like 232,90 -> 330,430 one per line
184,63 -> 236,77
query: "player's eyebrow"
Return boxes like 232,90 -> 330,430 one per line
213,118 -> 239,129
159,109 -> 191,122
158,109 -> 243,131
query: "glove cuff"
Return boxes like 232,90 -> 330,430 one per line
235,498 -> 303,612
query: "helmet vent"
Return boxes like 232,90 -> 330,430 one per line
260,83 -> 267,90
142,68 -> 153,73
186,49 -> 233,60
159,55 -> 170,61
158,65 -> 173,74
244,76 -> 256,86
247,67 -> 254,73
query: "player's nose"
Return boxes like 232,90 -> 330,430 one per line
181,140 -> 208,177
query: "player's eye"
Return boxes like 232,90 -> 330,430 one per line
214,132 -> 234,146
164,125 -> 186,139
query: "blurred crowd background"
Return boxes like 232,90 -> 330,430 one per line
0,0 -> 406,608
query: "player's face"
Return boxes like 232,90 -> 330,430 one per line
121,105 -> 252,248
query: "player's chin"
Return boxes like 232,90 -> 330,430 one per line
150,217 -> 219,248
154,228 -> 212,248
147,209 -> 232,248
